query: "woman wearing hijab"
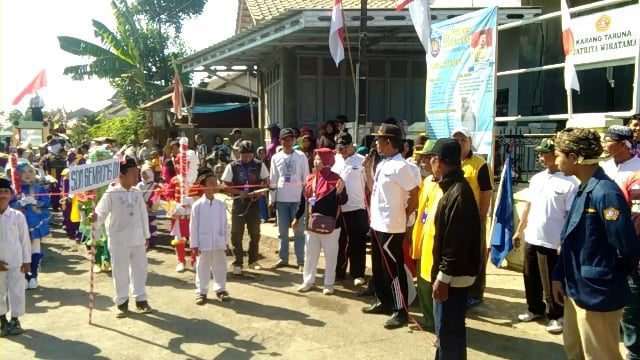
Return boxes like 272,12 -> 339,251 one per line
294,148 -> 347,295
265,123 -> 281,164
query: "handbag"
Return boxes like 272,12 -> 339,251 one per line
306,175 -> 340,234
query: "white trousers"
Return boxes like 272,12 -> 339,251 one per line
0,267 -> 25,317
302,228 -> 341,288
109,244 -> 148,306
195,250 -> 227,295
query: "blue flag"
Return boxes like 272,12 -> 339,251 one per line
490,153 -> 514,267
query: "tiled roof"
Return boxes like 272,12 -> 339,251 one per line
244,0 -> 398,23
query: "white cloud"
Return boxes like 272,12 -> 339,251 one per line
0,0 -> 237,113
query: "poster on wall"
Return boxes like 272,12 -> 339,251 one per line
425,6 -> 498,156
570,4 -> 640,66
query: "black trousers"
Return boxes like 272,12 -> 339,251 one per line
371,230 -> 408,313
469,222 -> 486,300
336,209 -> 368,279
523,242 -> 563,320
230,203 -> 261,266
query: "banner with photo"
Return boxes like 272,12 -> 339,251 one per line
425,6 -> 498,156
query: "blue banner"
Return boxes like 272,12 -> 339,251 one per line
425,7 -> 498,156
490,152 -> 514,268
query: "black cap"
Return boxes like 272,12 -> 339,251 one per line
196,168 -> 215,184
336,132 -> 353,146
238,140 -> 254,154
120,156 -> 138,174
0,177 -> 12,190
280,128 -> 295,139
432,138 -> 461,166
230,128 -> 242,135
374,124 -> 402,139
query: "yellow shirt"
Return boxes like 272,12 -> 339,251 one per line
411,176 -> 443,281
462,154 -> 488,206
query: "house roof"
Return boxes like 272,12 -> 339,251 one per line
244,0 -> 397,24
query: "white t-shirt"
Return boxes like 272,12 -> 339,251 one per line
601,156 -> 640,189
370,153 -> 421,234
332,153 -> 366,212
269,150 -> 310,203
524,170 -> 578,250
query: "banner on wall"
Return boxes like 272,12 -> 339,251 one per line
570,4 -> 640,66
425,6 -> 498,156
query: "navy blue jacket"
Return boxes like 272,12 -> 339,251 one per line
553,167 -> 640,311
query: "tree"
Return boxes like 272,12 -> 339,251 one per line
88,110 -> 148,145
58,0 -> 194,109
132,0 -> 207,34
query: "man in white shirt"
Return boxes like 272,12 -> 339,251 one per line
0,177 -> 31,336
269,128 -> 310,269
513,139 -> 578,334
333,132 -> 368,286
95,157 -> 152,317
601,125 -> 640,187
362,124 -> 420,329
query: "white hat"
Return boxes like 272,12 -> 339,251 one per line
452,127 -> 472,138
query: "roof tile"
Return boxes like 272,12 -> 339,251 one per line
244,0 -> 398,23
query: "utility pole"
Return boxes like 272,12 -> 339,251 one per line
354,0 -> 368,145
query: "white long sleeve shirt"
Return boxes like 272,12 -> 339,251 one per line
95,184 -> 150,248
189,195 -> 228,251
0,207 -> 31,268
269,150 -> 310,204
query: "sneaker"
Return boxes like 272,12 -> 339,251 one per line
27,278 -> 38,290
297,283 -> 314,293
249,262 -> 262,271
136,301 -> 153,314
116,301 -> 129,318
233,266 -> 243,275
102,262 -> 112,272
273,259 -> 289,269
354,277 -> 366,287
7,319 -> 24,336
195,294 -> 207,306
175,262 -> 185,273
546,319 -> 563,334
298,265 -> 304,273
362,302 -> 387,315
467,297 -> 483,309
93,264 -> 102,273
517,311 -> 543,322
216,291 -> 231,302
384,312 -> 409,329
323,287 -> 334,296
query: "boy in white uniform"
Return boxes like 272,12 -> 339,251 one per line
190,169 -> 230,304
94,157 -> 153,317
0,177 -> 31,336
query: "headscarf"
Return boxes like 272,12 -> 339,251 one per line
305,148 -> 340,200
266,125 -> 281,161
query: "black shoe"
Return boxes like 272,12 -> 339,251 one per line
116,300 -> 129,318
216,291 -> 231,302
272,259 -> 289,269
357,287 -> 375,297
384,312 -> 409,329
362,302 -> 387,315
0,320 -> 8,337
7,318 -> 24,336
136,300 -> 153,314
195,294 -> 207,306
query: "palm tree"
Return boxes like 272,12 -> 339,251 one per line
58,0 -> 163,108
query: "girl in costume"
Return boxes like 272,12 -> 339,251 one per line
11,160 -> 51,290
137,162 -> 161,249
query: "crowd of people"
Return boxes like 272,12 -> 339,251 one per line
0,113 -> 639,360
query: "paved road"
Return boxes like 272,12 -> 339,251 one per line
1,215 -> 567,359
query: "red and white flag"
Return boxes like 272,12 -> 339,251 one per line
172,69 -> 183,119
12,69 -> 47,106
329,0 -> 345,67
395,0 -> 413,10
401,0 -> 432,52
561,0 -> 580,92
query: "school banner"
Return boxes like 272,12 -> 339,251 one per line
570,4 -> 640,66
69,158 -> 120,194
425,6 -> 498,156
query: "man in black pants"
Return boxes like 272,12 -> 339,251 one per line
221,140 -> 269,275
333,132 -> 368,286
362,124 -> 420,329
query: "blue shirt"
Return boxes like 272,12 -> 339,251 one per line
553,167 -> 640,311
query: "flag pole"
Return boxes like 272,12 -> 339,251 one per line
356,0 -> 369,145
341,8 -> 358,100
566,89 -> 574,122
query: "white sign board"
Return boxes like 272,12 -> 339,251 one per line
571,4 -> 640,65
69,158 -> 120,194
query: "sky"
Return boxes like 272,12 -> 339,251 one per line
0,0 -> 238,113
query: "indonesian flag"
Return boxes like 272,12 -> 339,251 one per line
172,69 -> 183,119
329,0 -> 345,67
400,0 -> 432,52
12,69 -> 47,106
561,0 -> 580,92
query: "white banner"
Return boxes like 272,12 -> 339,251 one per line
69,158 -> 120,194
571,4 -> 640,65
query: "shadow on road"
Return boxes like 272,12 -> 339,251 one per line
485,286 -> 526,300
468,327 -> 565,360
226,298 -> 326,327
6,329 -> 108,359
27,286 -> 112,313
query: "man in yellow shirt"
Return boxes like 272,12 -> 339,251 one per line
411,140 -> 444,330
